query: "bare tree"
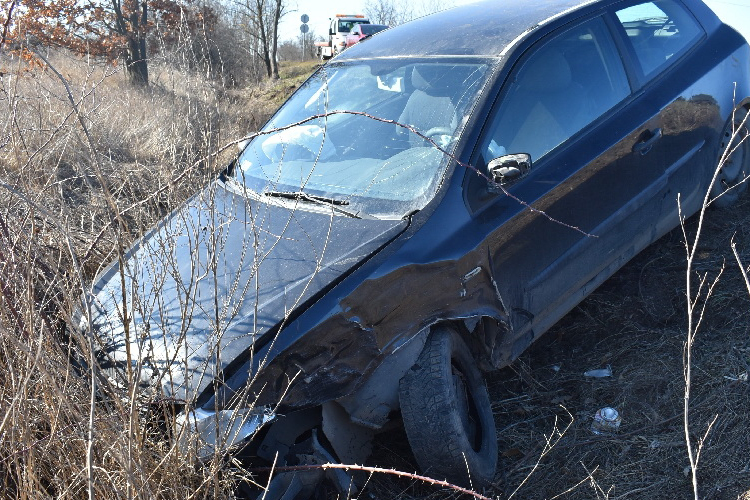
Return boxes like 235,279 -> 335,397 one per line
111,0 -> 149,85
2,0 -> 210,86
364,0 -> 454,26
234,0 -> 286,79
276,29 -> 317,62
411,0 -> 455,19
364,0 -> 412,26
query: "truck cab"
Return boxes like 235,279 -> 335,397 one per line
316,14 -> 371,59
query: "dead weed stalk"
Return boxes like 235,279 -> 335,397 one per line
0,46 -> 266,498
680,97 -> 750,500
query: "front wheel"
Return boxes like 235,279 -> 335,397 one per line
711,107 -> 750,207
399,325 -> 497,488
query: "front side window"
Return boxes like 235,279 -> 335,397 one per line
478,16 -> 630,167
235,59 -> 490,219
615,0 -> 702,77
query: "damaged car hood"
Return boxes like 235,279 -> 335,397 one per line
84,179 -> 407,402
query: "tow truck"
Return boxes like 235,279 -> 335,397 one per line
315,14 -> 371,60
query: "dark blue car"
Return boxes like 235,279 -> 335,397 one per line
77,0 -> 750,493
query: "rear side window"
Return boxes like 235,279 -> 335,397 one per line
615,0 -> 702,77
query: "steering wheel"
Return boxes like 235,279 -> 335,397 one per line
423,127 -> 455,148
424,127 -> 453,139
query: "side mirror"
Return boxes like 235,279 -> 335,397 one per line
487,153 -> 532,185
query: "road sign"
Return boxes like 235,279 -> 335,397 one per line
301,14 -> 309,23
300,23 -> 309,33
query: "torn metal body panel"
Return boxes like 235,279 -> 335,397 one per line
76,0 -> 750,493
205,231 -> 511,412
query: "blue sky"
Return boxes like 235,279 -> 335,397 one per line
704,0 -> 750,41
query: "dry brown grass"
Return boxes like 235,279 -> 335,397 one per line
0,48 -> 307,499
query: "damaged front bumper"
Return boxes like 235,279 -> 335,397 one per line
175,406 -> 276,459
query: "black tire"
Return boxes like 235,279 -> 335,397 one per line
711,107 -> 750,207
399,325 -> 497,488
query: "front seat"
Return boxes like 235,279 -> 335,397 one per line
506,47 -> 589,162
398,65 -> 458,146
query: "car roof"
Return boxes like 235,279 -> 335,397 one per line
337,0 -> 602,60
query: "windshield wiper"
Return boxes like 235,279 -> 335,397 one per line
265,191 -> 350,205
264,191 -> 368,219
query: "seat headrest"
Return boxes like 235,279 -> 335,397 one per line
522,48 -> 572,92
411,65 -> 453,93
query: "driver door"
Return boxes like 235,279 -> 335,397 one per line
469,13 -> 673,362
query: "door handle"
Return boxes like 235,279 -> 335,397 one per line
632,128 -> 662,155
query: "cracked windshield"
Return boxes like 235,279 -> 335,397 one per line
235,59 -> 490,218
